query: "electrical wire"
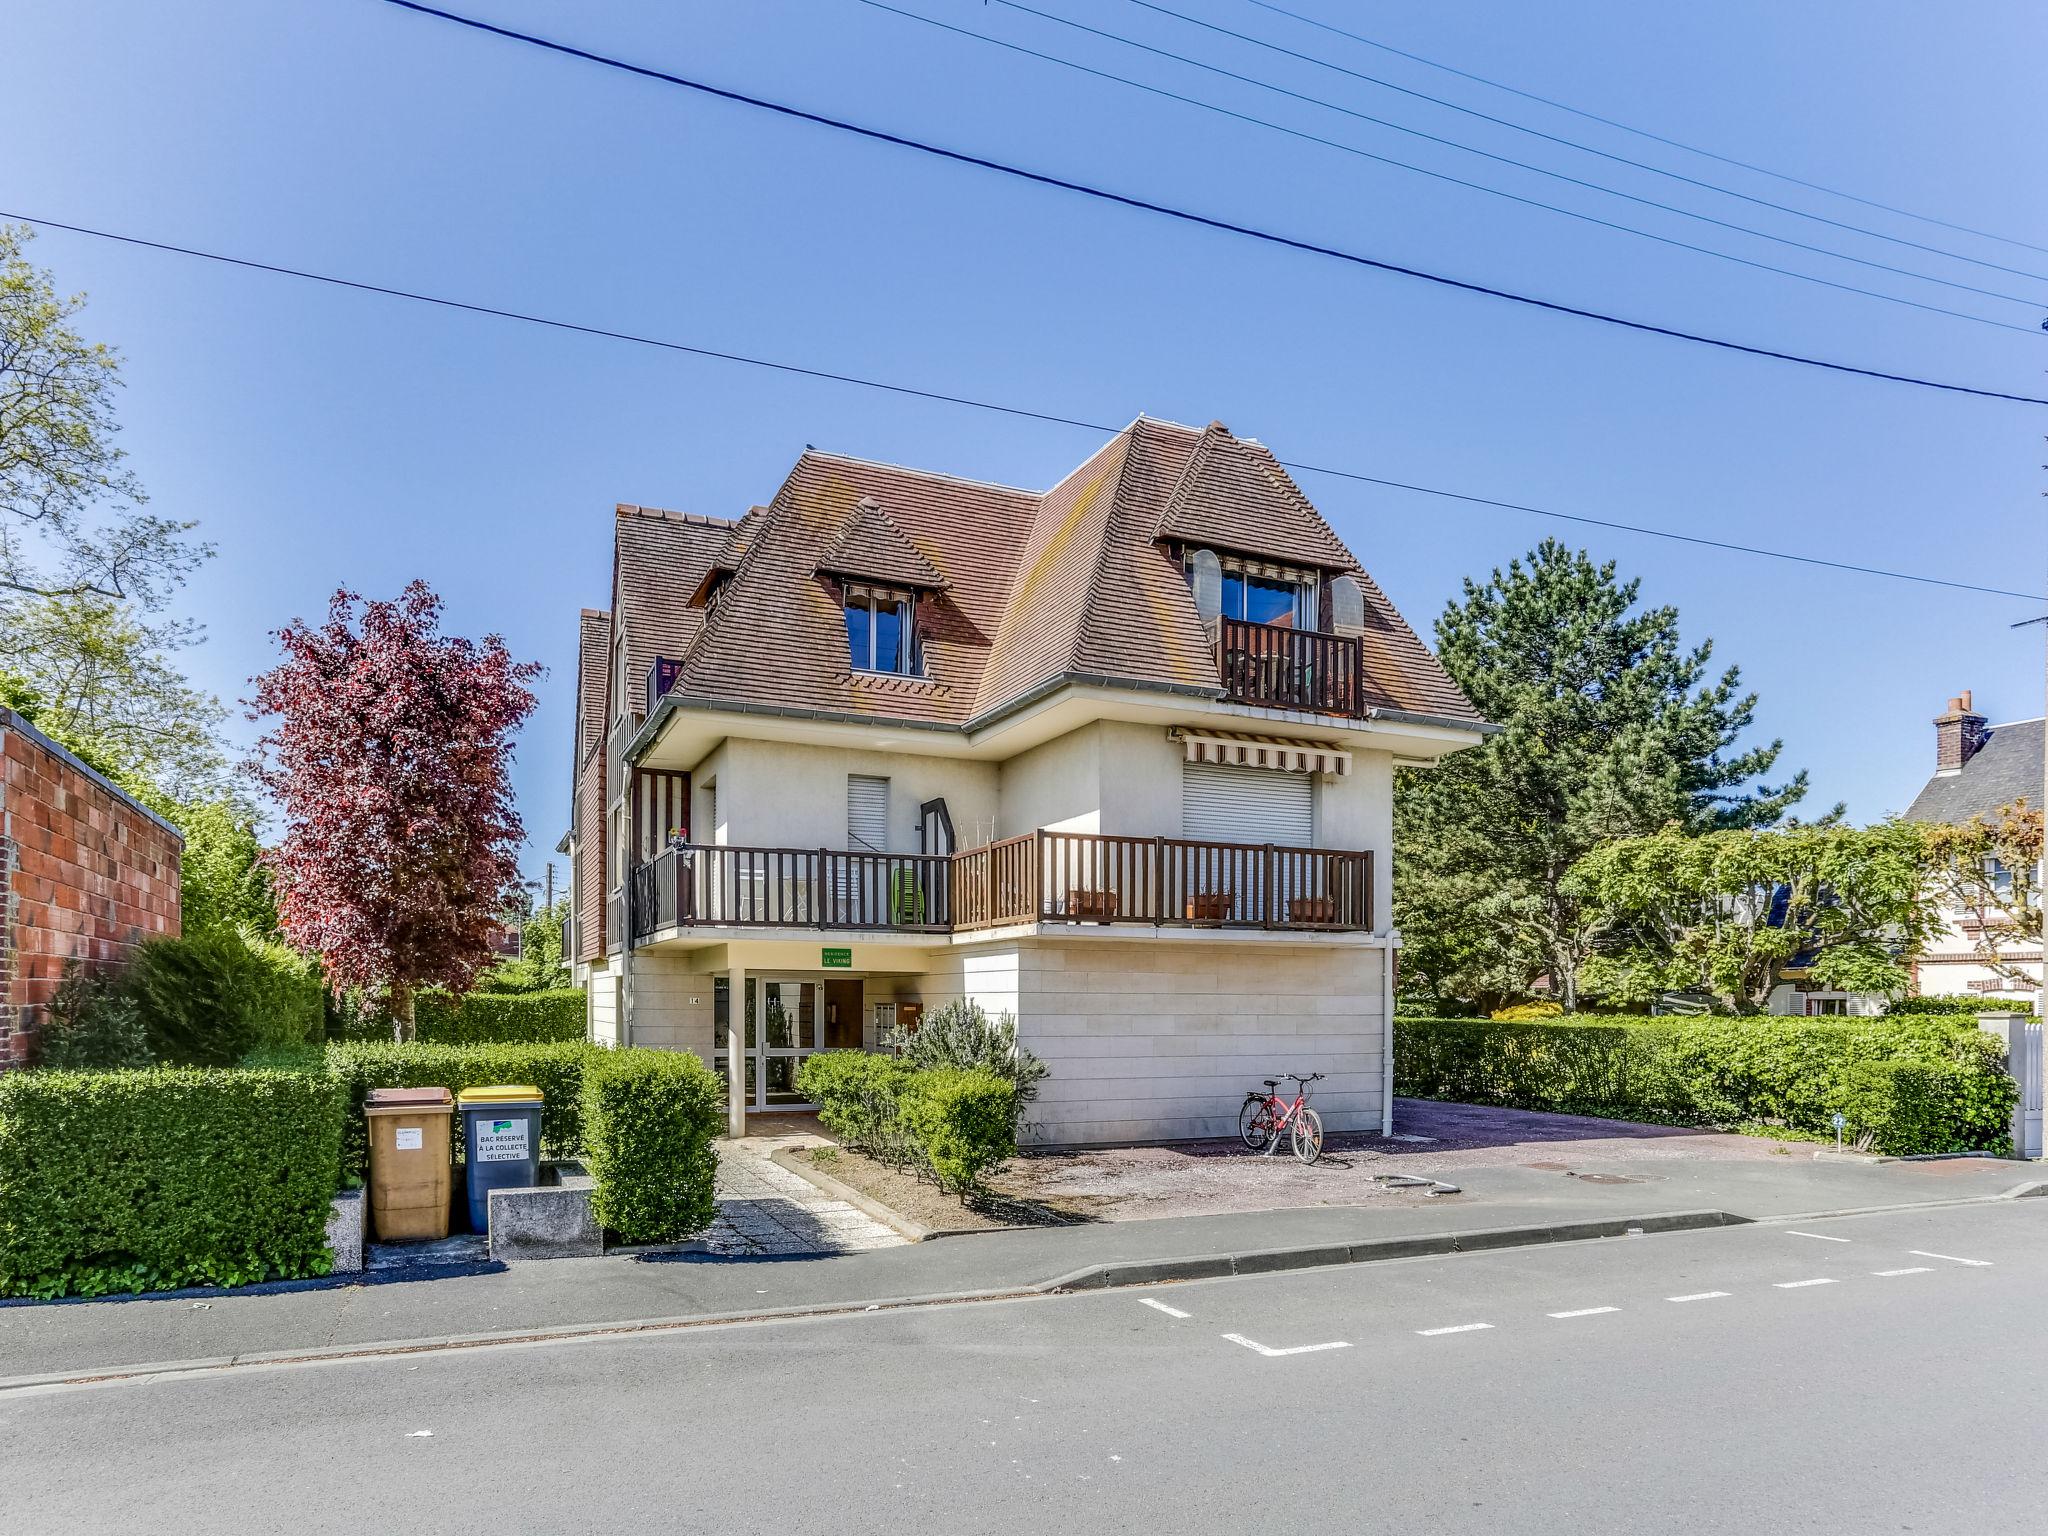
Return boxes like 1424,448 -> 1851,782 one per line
1242,0 -> 2048,262
7,208 -> 2040,602
1112,0 -> 2048,286
852,0 -> 2041,333
370,2 -> 2048,403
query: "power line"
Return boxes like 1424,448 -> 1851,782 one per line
373,1 -> 2047,404
1116,0 -> 2048,287
855,0 -> 2040,333
7,209 -> 2041,603
1244,0 -> 2048,262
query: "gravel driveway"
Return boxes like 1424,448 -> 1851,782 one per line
986,1099 -> 1810,1222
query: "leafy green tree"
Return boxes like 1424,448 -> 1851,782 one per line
1567,821 -> 1935,1012
0,222 -> 204,607
0,593 -> 231,801
1396,541 -> 1813,1009
168,797 -> 278,938
1919,801 -> 2042,987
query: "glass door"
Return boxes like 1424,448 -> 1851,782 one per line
756,978 -> 822,1108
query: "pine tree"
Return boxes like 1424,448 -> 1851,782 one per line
1396,540 -> 1813,1009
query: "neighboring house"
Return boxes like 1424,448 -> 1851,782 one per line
562,417 -> 1487,1143
0,707 -> 183,1068
1901,690 -> 2043,1004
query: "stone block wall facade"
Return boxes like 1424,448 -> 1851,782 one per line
0,709 -> 183,1068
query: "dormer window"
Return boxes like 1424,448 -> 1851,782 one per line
1183,549 -> 1313,630
844,583 -> 918,675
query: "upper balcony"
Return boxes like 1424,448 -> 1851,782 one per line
629,831 -> 1372,943
1215,617 -> 1364,718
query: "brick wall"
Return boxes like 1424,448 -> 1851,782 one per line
1,710 -> 183,1068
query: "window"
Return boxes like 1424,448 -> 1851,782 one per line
844,586 -> 917,673
1184,550 -> 1311,629
847,774 -> 890,853
1806,997 -> 1848,1017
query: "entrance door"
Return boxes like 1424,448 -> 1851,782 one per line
756,978 -> 823,1108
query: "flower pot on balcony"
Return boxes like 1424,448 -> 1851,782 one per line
1066,888 -> 1121,922
1288,895 -> 1338,925
1185,891 -> 1235,922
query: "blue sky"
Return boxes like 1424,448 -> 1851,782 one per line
9,0 -> 2046,886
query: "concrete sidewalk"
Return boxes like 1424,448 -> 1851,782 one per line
3,1147 -> 2040,1386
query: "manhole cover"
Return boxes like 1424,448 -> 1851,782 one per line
1568,1172 -> 1649,1185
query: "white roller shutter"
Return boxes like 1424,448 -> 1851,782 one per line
1181,761 -> 1313,847
847,774 -> 891,852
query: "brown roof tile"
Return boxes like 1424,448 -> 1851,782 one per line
608,420 -> 1482,733
815,496 -> 951,590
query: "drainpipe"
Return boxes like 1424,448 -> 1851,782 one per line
1379,934 -> 1397,1137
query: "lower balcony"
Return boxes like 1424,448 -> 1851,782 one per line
629,832 -> 1371,942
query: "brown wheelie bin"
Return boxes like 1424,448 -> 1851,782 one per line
365,1086 -> 455,1240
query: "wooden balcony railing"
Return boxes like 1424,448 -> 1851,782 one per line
952,830 -> 1371,932
631,833 -> 1371,940
1216,617 -> 1363,716
631,844 -> 953,939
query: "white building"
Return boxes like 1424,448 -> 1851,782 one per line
562,418 -> 1487,1143
1900,691 -> 2043,1003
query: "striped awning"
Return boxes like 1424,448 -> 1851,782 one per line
1172,728 -> 1351,777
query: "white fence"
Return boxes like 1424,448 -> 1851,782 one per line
1982,1014 -> 2044,1160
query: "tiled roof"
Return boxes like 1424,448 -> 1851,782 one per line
612,418 -> 1482,732
614,505 -> 733,717
815,496 -> 950,590
1904,719 -> 2044,823
1154,422 -> 1356,570
575,609 -> 609,767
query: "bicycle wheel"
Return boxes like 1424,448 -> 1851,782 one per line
1239,1098 -> 1273,1151
1291,1106 -> 1324,1165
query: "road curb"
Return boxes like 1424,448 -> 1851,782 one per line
1036,1209 -> 1750,1293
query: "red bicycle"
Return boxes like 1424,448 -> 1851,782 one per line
1239,1073 -> 1325,1164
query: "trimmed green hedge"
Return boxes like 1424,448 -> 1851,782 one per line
798,1051 -> 1018,1193
796,1050 -> 914,1162
0,1068 -> 345,1299
325,1041 -> 600,1182
413,989 -> 586,1044
1395,1015 -> 2017,1155
1885,994 -> 2034,1018
898,1067 -> 1017,1194
582,1051 -> 724,1242
334,988 -> 587,1045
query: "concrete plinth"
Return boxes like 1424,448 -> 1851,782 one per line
486,1163 -> 602,1260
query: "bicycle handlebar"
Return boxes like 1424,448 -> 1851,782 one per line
1279,1072 -> 1324,1083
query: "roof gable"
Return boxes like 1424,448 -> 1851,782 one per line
1154,422 -> 1356,571
814,496 -> 950,590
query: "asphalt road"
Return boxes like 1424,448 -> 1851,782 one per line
7,1200 -> 2044,1535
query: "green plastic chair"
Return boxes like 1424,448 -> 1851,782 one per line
891,866 -> 925,925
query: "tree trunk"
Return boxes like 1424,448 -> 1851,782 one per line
389,982 -> 416,1044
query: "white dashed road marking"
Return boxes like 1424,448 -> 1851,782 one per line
1667,1292 -> 1731,1303
1873,1267 -> 1934,1277
1910,1251 -> 1992,1267
1785,1230 -> 1851,1243
1139,1298 -> 1191,1320
1221,1333 -> 1351,1358
1547,1307 -> 1620,1319
1774,1278 -> 1836,1289
1416,1323 -> 1493,1336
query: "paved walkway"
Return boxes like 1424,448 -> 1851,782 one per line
701,1121 -> 903,1257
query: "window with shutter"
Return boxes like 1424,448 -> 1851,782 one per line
847,775 -> 890,853
1181,761 -> 1313,847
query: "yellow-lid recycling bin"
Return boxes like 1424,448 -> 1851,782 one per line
457,1086 -> 544,1233
364,1086 -> 454,1241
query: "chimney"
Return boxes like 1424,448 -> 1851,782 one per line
1934,689 -> 1989,775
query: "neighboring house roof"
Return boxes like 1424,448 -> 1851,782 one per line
814,496 -> 951,590
1903,718 -> 2044,824
618,417 -> 1483,733
575,609 -> 609,766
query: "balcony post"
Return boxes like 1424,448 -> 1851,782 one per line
1263,843 -> 1276,930
818,848 -> 830,928
1152,836 -> 1166,926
